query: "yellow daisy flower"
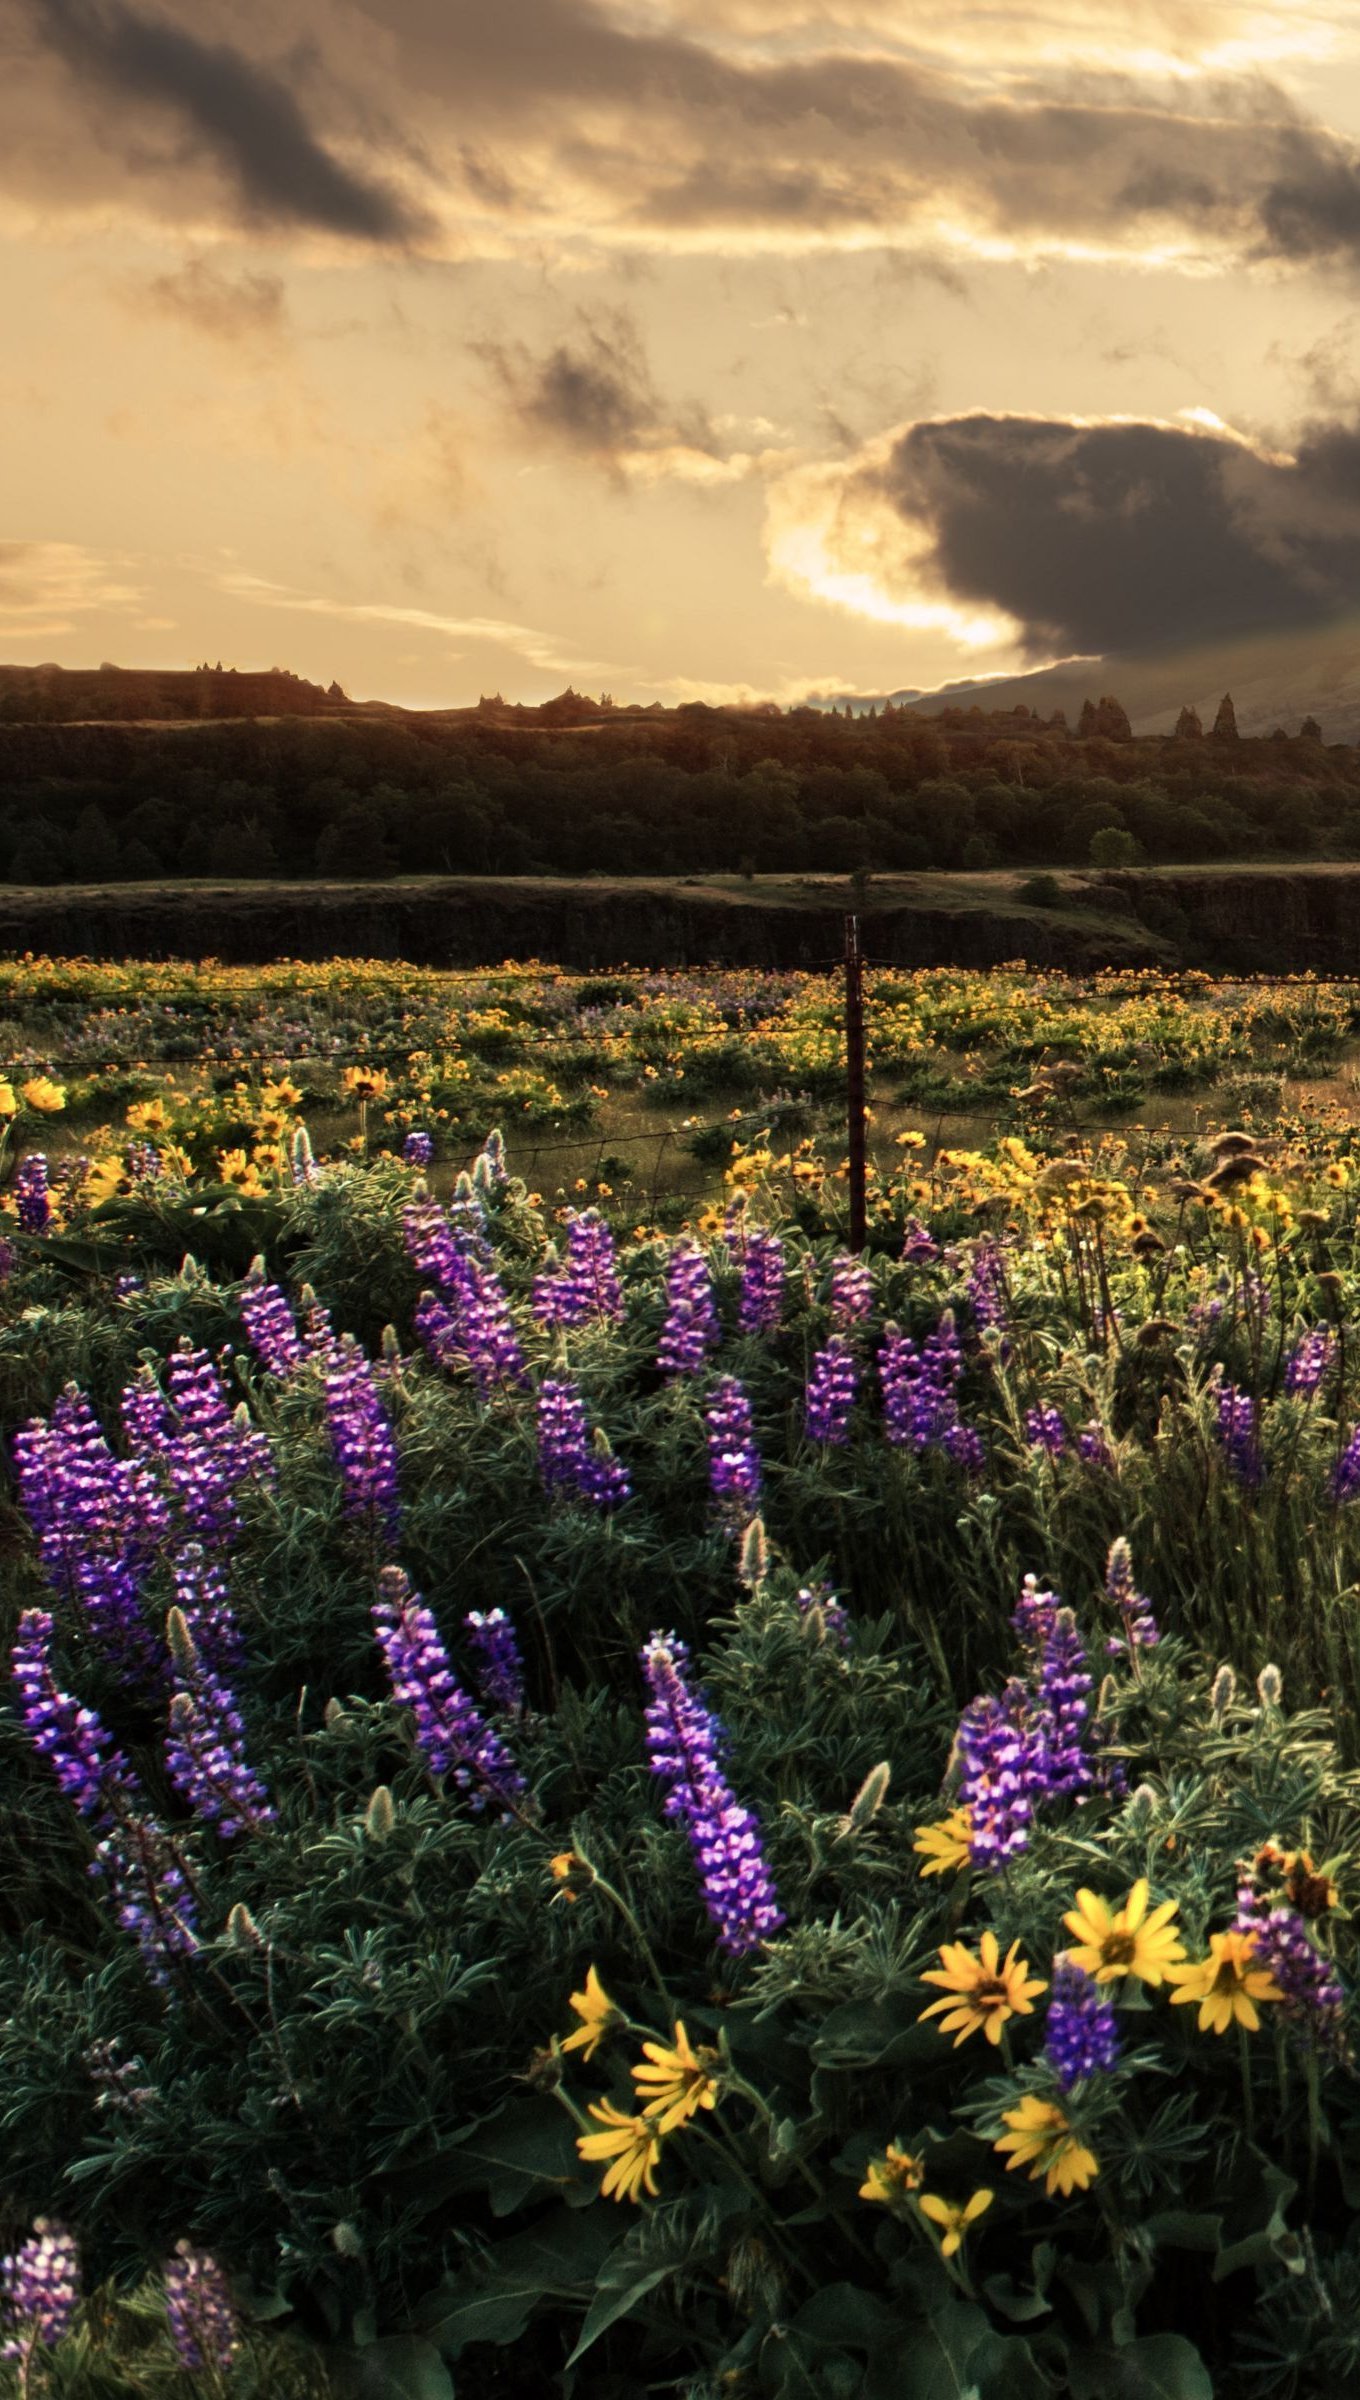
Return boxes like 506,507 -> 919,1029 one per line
918,2189 -> 993,2257
859,2144 -> 924,2205
1062,1880 -> 1185,1986
1165,1931 -> 1283,2034
630,2023 -> 721,2134
561,1965 -> 620,2060
126,1098 -> 171,1134
0,1082 -> 16,1117
994,2096 -> 1099,2197
576,2100 -> 664,2203
342,1067 -> 390,1102
21,1076 -> 65,1114
919,1930 -> 1047,2047
912,1807 -> 973,1878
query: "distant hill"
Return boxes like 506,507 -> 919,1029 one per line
820,610 -> 1360,742
0,663 -> 350,724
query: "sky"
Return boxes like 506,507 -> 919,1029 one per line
6,0 -> 1360,707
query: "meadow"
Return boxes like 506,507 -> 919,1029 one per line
5,959 -> 1360,2395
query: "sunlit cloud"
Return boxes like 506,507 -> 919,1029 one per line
214,569 -> 628,681
0,540 -> 145,632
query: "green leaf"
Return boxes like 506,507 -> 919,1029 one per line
414,2206 -> 613,2360
789,2284 -> 906,2354
1068,2334 -> 1214,2400
323,2335 -> 455,2400
567,2245 -> 676,2364
442,2097 -> 587,2215
810,1995 -> 923,2067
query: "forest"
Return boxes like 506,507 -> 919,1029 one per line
0,697 -> 1357,882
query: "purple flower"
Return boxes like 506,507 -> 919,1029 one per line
240,1267 -> 304,1377
1104,1535 -> 1158,1657
795,1581 -> 851,1649
1012,1577 -> 1093,1799
165,1607 -> 274,1839
955,1683 -> 1041,1868
14,1387 -> 166,1677
464,1608 -> 527,1714
704,1376 -> 763,1521
1,2222 -> 80,2359
1045,1958 -> 1121,2090
372,1565 -> 525,1814
879,1313 -> 978,1465
1025,1405 -> 1068,1458
403,1129 -> 434,1168
402,1193 -> 467,1294
533,1209 -> 623,1326
1217,1381 -> 1262,1488
414,1258 -> 528,1401
473,1129 -> 508,1192
1335,1427 -> 1360,1503
324,1336 -> 401,1541
804,1334 -> 858,1444
965,1238 -> 1007,1333
163,2243 -> 238,2377
129,1345 -> 275,1548
1285,1326 -> 1334,1396
829,1254 -> 873,1328
537,1376 -> 631,1508
14,1153 -> 51,1234
11,1606 -> 140,1820
1079,1419 -> 1114,1469
727,1217 -> 785,1335
94,1813 -> 201,1988
641,1632 -> 783,1956
1235,1873 -> 1346,2056
657,1243 -> 721,1376
901,1215 -> 939,1264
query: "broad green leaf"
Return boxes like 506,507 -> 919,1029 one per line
414,2206 -> 613,2360
1068,2334 -> 1214,2400
567,2247 -> 676,2364
323,2335 -> 455,2400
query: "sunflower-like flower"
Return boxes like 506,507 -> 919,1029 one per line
342,1067 -> 390,1102
859,2143 -> 924,2206
1062,1879 -> 1185,1986
576,2101 -> 664,2203
918,2189 -> 993,2257
21,1076 -> 65,1114
1166,1931 -> 1283,2034
630,2023 -> 721,2134
560,1965 -> 620,2061
994,2096 -> 1099,2197
919,1931 -> 1047,2047
912,1807 -> 973,1878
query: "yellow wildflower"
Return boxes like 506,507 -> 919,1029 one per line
994,2096 -> 1098,2197
1062,1880 -> 1185,1987
561,1965 -> 620,2061
1166,1931 -> 1283,2034
126,1098 -> 171,1134
0,1082 -> 16,1116
919,1931 -> 1046,2047
342,1067 -> 389,1102
21,1077 -> 65,1114
918,2189 -> 993,2257
630,2024 -> 721,2133
912,1807 -> 973,1878
217,1150 -> 265,1195
576,2100 -> 664,2204
859,2144 -> 924,2205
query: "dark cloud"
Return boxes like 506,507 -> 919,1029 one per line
476,309 -> 720,470
858,411 -> 1360,658
138,256 -> 288,339
32,0 -> 426,239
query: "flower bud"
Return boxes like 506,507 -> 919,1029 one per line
364,1785 -> 396,1842
847,1762 -> 891,1831
1257,1662 -> 1283,1710
225,1901 -> 264,1949
1209,1664 -> 1236,1723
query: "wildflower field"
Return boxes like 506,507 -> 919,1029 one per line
8,960 -> 1360,2396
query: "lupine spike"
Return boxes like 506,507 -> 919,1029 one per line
372,1566 -> 526,1815
640,1631 -> 783,1956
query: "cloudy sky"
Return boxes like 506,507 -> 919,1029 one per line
7,0 -> 1360,706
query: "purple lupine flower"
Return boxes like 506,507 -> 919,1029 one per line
0,2222 -> 80,2359
403,1129 -> 434,1168
1012,1576 -> 1093,1798
704,1376 -> 763,1521
464,1609 -> 526,1714
901,1215 -> 939,1263
94,1814 -> 200,1988
1104,1535 -> 1158,1657
728,1219 -> 785,1335
372,1565 -> 525,1813
163,2243 -> 238,2377
795,1581 -> 851,1649
170,1543 -> 243,1679
829,1254 -> 873,1328
11,1607 -> 140,1819
451,1260 -> 528,1398
879,1314 -> 976,1464
1217,1381 -> 1262,1487
113,1273 -> 142,1299
402,1193 -> 467,1294
240,1267 -> 304,1377
137,1345 -> 275,1547
533,1209 -> 624,1326
1045,1958 -> 1121,2090
14,1153 -> 51,1233
537,1376 -> 631,1508
641,1631 -> 783,1956
164,1607 -> 274,1838
1335,1427 -> 1360,1502
324,1336 -> 400,1540
1079,1419 -> 1114,1468
965,1237 -> 1007,1333
1025,1405 -> 1068,1458
443,1171 -> 493,1264
1285,1326 -> 1334,1396
954,1682 -> 1040,1869
804,1335 -> 859,1444
657,1243 -> 721,1376
1235,1874 -> 1346,2056
14,1388 -> 166,1677
472,1128 -> 508,1193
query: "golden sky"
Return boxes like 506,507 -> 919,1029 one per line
6,0 -> 1360,705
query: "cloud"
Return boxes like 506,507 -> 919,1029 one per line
0,540 -> 145,633
764,407 -> 1360,664
135,256 -> 289,341
215,568 -> 627,679
29,0 -> 427,240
